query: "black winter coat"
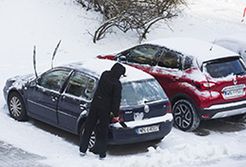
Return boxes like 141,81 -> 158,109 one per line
90,63 -> 126,117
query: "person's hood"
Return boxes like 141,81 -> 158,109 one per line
110,63 -> 126,79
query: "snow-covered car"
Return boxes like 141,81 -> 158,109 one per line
213,38 -> 246,62
3,59 -> 172,147
98,37 -> 246,131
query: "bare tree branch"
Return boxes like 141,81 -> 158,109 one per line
78,0 -> 186,42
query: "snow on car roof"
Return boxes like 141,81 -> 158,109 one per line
213,38 -> 246,54
65,59 -> 153,82
147,37 -> 239,65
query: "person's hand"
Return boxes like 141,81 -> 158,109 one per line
112,116 -> 120,123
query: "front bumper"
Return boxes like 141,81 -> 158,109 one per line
108,113 -> 173,145
201,99 -> 246,119
3,85 -> 8,101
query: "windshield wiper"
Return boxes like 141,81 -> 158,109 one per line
235,71 -> 246,76
144,99 -> 156,103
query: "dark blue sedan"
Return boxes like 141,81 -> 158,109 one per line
3,59 -> 173,148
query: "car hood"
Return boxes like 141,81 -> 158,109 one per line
4,74 -> 35,92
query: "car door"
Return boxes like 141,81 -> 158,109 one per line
26,68 -> 72,125
150,49 -> 183,98
119,44 -> 161,73
57,71 -> 97,133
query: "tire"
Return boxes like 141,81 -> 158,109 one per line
173,99 -> 200,131
7,92 -> 28,121
79,126 -> 96,149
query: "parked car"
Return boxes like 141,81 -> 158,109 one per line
3,59 -> 172,147
98,37 -> 246,131
213,38 -> 246,62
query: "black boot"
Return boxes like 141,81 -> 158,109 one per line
89,147 -> 99,155
79,151 -> 86,157
99,153 -> 106,159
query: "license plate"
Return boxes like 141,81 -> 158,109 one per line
222,84 -> 245,99
136,125 -> 160,134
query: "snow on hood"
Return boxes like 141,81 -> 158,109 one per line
66,59 -> 153,83
147,37 -> 239,67
5,74 -> 35,92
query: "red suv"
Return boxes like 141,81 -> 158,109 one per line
98,37 -> 246,131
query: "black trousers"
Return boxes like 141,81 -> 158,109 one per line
79,108 -> 110,155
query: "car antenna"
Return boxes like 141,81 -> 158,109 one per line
33,45 -> 38,79
51,40 -> 62,69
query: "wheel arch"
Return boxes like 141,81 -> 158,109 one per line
171,93 -> 196,107
7,88 -> 28,113
171,93 -> 201,131
171,93 -> 201,118
7,88 -> 28,121
7,88 -> 25,103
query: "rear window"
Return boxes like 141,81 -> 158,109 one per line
204,57 -> 246,78
121,79 -> 167,107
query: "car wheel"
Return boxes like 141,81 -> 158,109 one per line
173,99 -> 200,131
7,92 -> 28,121
80,126 -> 96,149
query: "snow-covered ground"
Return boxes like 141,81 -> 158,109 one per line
1,0 -> 246,166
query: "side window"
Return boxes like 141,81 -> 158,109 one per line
127,45 -> 160,66
183,56 -> 194,70
38,69 -> 71,91
65,72 -> 96,101
158,51 -> 181,69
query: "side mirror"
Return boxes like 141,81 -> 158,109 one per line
118,55 -> 126,62
29,80 -> 37,87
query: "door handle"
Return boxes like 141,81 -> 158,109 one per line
80,103 -> 88,110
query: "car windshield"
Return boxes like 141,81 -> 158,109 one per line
121,79 -> 167,107
204,57 -> 246,78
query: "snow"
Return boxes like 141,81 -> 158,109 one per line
6,74 -> 35,92
148,37 -> 239,67
65,59 -> 153,83
184,67 -> 208,82
213,38 -> 246,61
1,0 -> 246,167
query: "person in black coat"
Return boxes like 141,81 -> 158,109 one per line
79,62 -> 126,159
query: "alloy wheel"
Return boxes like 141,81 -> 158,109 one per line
174,103 -> 192,129
8,92 -> 28,121
173,99 -> 200,131
9,96 -> 22,117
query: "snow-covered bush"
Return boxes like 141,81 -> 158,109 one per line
77,0 -> 186,42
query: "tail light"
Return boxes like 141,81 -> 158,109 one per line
193,81 -> 216,90
97,55 -> 115,60
111,111 -> 124,123
165,102 -> 172,113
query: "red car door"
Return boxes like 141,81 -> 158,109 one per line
149,50 -> 184,99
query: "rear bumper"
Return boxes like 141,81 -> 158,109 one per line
201,99 -> 246,119
108,113 -> 173,145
